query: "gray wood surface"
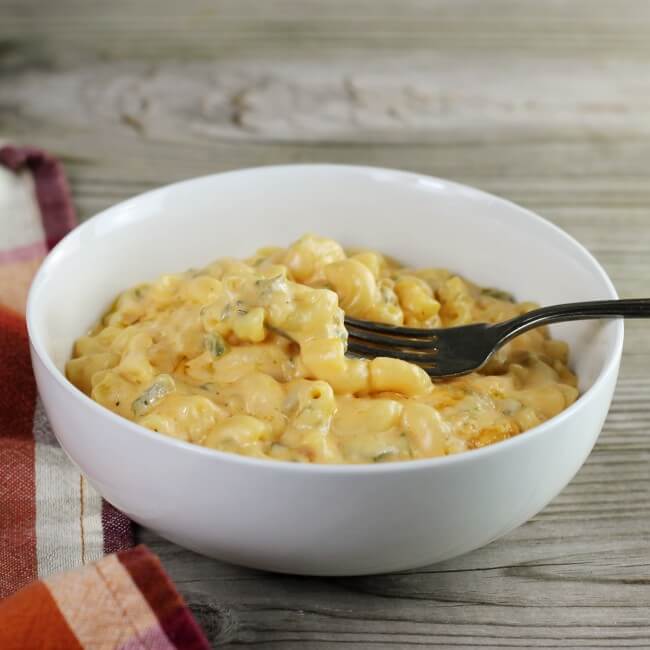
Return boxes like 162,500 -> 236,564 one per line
2,1 -> 649,647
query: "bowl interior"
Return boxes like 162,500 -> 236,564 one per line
28,165 -> 620,397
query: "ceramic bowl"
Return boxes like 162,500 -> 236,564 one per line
27,165 -> 623,575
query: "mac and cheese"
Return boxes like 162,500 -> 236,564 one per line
66,234 -> 578,463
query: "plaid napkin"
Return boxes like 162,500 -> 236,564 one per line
0,146 -> 210,649
0,545 -> 208,650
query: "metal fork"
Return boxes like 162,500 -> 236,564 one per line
345,299 -> 650,378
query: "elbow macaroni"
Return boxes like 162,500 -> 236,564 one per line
66,233 -> 579,464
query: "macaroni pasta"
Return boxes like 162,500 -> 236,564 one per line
66,234 -> 578,463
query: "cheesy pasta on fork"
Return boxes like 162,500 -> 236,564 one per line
66,234 -> 578,463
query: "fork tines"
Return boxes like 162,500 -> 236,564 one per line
344,316 -> 440,339
344,316 -> 440,364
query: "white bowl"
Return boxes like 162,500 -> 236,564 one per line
27,165 -> 623,576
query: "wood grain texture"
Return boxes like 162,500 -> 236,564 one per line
2,1 -> 649,647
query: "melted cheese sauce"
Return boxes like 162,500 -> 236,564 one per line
66,234 -> 579,463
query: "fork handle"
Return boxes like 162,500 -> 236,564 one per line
496,298 -> 650,343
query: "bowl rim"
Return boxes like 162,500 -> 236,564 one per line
26,163 -> 624,475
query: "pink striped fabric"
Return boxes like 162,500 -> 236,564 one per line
0,240 -> 48,264
0,145 -> 133,596
0,146 -> 76,249
0,545 -> 210,649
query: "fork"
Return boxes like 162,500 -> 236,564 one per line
345,299 -> 650,378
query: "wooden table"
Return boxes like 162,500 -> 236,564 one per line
3,1 -> 649,646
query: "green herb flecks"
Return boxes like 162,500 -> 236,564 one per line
204,333 -> 229,358
132,374 -> 175,417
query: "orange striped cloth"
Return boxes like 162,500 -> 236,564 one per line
0,146 -> 210,649
0,546 -> 209,650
